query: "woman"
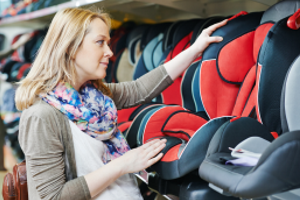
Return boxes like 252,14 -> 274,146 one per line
15,7 -> 227,200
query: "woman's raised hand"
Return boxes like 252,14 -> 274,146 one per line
117,139 -> 167,174
190,19 -> 228,57
164,19 -> 228,80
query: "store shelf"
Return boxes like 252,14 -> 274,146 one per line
0,0 -> 278,28
0,0 -> 100,27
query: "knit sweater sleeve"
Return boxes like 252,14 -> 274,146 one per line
18,101 -> 91,200
105,65 -> 173,110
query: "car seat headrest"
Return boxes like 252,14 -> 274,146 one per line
261,0 -> 300,24
162,21 -> 184,51
140,23 -> 171,51
126,25 -> 149,48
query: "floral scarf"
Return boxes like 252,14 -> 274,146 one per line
40,81 -> 130,164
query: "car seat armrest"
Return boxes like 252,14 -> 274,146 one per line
179,116 -> 232,165
206,117 -> 274,157
235,131 -> 300,198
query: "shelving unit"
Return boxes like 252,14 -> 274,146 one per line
0,0 -> 278,49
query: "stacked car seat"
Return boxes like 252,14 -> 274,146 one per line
116,1 -> 300,199
135,11 -> 263,180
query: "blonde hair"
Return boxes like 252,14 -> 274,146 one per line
15,7 -> 112,111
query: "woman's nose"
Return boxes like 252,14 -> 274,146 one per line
105,45 -> 113,58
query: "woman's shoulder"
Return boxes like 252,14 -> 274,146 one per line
20,99 -> 66,130
22,99 -> 62,120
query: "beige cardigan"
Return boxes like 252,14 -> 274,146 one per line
19,65 -> 173,200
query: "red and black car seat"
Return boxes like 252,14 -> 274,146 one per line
138,12 -> 266,180
199,4 -> 300,199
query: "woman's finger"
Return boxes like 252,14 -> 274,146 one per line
146,142 -> 166,158
143,140 -> 162,154
207,36 -> 223,43
148,153 -> 164,166
142,139 -> 160,149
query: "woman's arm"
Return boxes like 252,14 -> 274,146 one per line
164,19 -> 227,80
106,65 -> 172,109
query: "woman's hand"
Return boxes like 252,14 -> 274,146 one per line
190,19 -> 228,57
85,138 -> 166,198
116,139 -> 167,174
164,19 -> 228,80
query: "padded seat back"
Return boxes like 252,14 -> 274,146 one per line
200,12 -> 262,119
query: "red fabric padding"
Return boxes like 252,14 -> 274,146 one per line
253,23 -> 274,63
228,11 -> 248,21
161,78 -> 183,105
218,31 -> 255,83
256,64 -> 262,123
200,60 -> 240,119
241,87 -> 257,117
162,32 -> 193,105
162,112 -> 207,138
118,121 -> 132,133
161,144 -> 181,162
117,106 -> 139,124
231,66 -> 256,116
143,106 -> 184,144
271,132 -> 279,139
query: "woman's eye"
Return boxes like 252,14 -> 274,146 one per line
97,40 -> 104,45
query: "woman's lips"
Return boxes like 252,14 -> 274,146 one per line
100,62 -> 108,66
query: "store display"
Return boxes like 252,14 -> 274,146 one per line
1,0 -> 300,200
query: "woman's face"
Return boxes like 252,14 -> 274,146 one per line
74,18 -> 113,84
